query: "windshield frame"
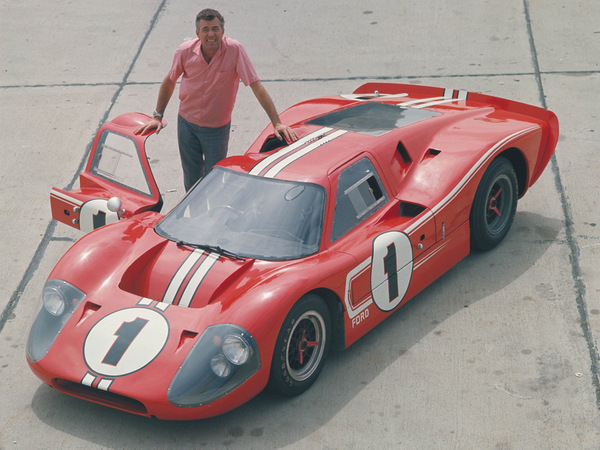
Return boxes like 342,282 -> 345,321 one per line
155,168 -> 327,261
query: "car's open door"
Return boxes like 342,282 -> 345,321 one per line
50,113 -> 164,233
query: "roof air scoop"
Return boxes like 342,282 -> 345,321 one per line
396,141 -> 412,165
259,136 -> 288,153
422,148 -> 442,163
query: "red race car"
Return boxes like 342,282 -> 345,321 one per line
27,83 -> 558,420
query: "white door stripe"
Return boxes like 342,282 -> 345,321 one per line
51,189 -> 83,207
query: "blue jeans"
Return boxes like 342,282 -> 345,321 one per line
177,115 -> 230,191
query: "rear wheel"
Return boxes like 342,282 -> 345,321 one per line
269,294 -> 331,396
470,157 -> 518,251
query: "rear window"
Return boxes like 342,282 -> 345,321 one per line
306,102 -> 439,136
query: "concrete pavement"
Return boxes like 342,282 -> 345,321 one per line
1,0 -> 599,447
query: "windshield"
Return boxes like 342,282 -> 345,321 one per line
155,168 -> 326,260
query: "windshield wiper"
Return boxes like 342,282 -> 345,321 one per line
176,240 -> 246,261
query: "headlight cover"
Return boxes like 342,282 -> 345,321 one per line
27,279 -> 86,362
168,324 -> 260,407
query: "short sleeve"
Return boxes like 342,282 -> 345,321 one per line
168,45 -> 186,82
235,43 -> 260,86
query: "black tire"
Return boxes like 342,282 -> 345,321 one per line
269,294 -> 331,396
470,157 -> 518,251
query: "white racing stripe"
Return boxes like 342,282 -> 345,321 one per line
249,127 -> 333,176
97,378 -> 114,391
340,93 -> 409,101
263,129 -> 348,178
430,126 -> 537,216
398,89 -> 468,109
344,125 -> 539,316
178,252 -> 220,307
397,96 -> 448,107
81,372 -> 96,387
161,249 -> 204,304
413,89 -> 468,109
413,98 -> 466,109
404,126 -> 538,235
442,88 -> 468,100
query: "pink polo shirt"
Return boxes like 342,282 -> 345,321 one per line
169,36 -> 260,128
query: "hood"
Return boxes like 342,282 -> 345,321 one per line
49,213 -> 308,318
119,238 -> 255,309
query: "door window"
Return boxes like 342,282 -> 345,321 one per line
90,131 -> 152,196
331,157 -> 388,241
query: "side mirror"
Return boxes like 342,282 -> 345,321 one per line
107,197 -> 123,214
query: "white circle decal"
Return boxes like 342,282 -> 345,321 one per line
371,231 -> 413,312
79,198 -> 119,233
84,307 -> 169,377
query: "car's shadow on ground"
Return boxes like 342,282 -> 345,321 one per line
30,210 -> 563,448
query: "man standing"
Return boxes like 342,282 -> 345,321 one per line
135,8 -> 297,191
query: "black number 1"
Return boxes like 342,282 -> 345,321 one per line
383,243 -> 399,301
92,211 -> 107,229
102,317 -> 149,366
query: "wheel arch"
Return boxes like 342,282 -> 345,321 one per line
498,147 -> 528,197
469,155 -> 519,251
308,288 -> 346,351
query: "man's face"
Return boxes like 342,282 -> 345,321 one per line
196,18 -> 224,53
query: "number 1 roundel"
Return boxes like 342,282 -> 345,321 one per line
371,231 -> 413,312
79,199 -> 119,233
83,307 -> 169,377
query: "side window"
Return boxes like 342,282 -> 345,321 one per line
90,131 -> 152,196
331,157 -> 388,241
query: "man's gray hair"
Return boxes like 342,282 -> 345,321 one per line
196,8 -> 225,29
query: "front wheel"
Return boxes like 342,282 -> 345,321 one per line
269,294 -> 331,396
470,157 -> 518,251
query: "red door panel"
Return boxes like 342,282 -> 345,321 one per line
50,113 -> 164,232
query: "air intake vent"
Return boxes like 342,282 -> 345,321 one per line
53,378 -> 148,416
422,148 -> 442,163
397,141 -> 412,164
400,201 -> 426,217
259,136 -> 288,153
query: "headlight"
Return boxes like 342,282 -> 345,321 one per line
168,324 -> 260,407
222,334 -> 251,365
27,279 -> 86,362
210,354 -> 233,378
42,284 -> 67,316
